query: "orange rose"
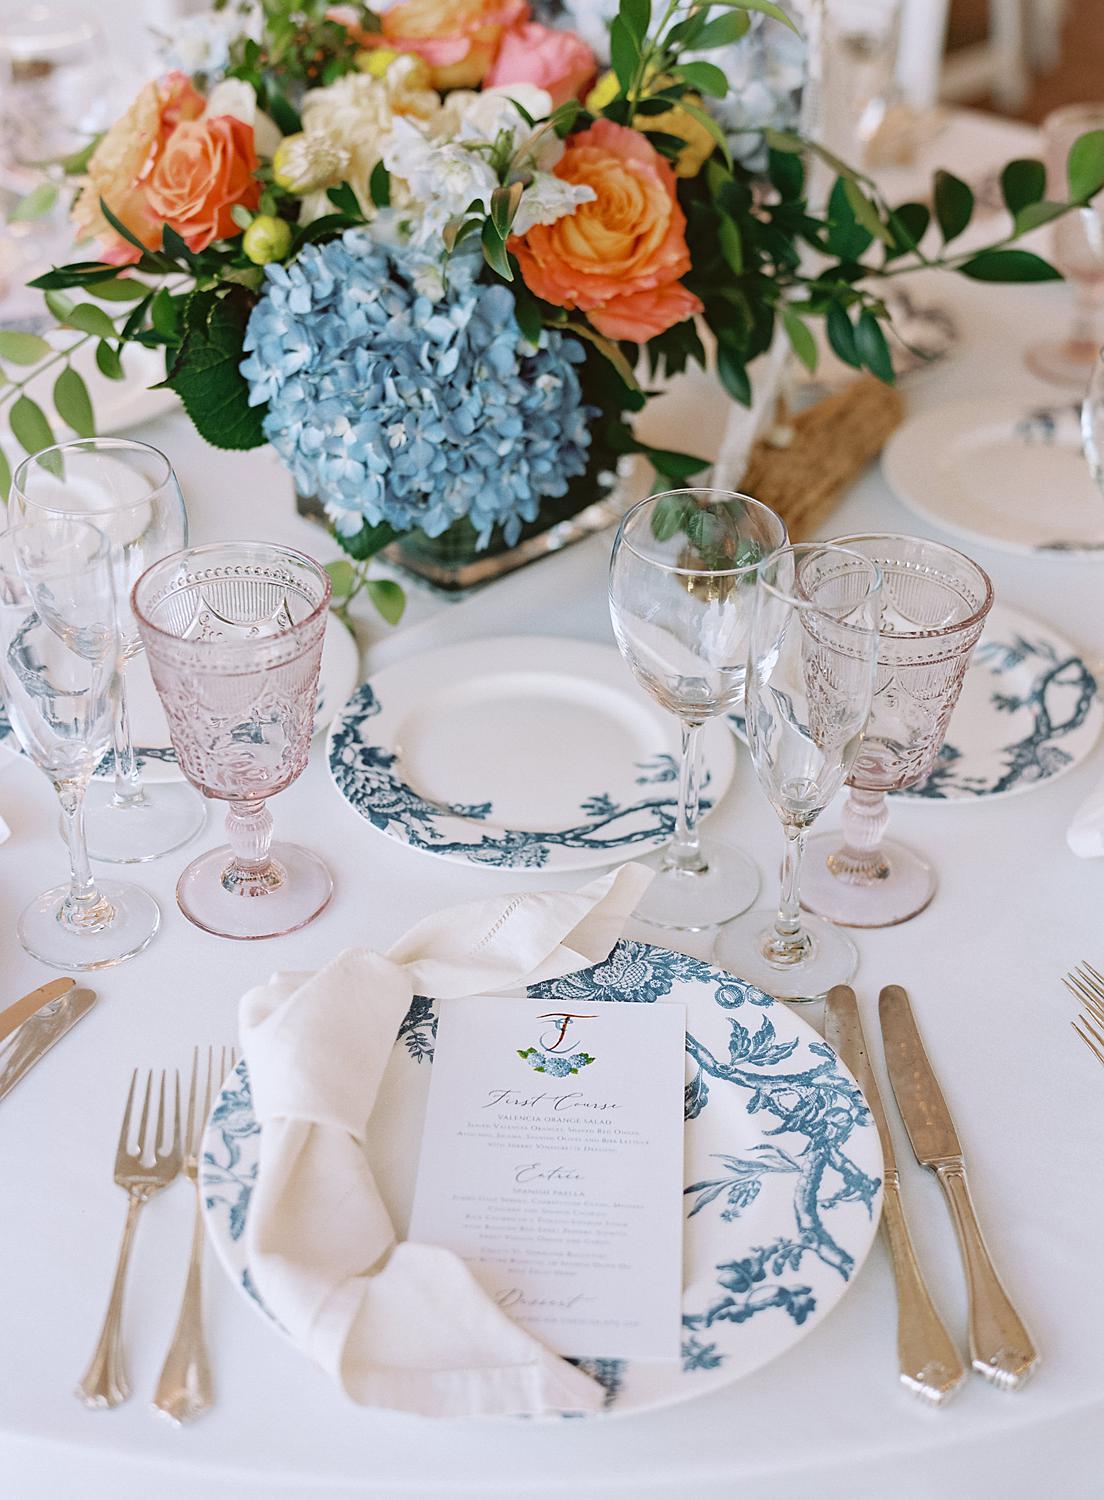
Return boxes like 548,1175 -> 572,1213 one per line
509,119 -> 702,343
72,72 -> 204,262
146,114 -> 260,253
372,0 -> 528,89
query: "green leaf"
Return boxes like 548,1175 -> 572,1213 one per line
718,216 -> 743,274
1000,158 -> 1046,217
366,578 -> 406,626
609,13 -> 639,94
717,344 -> 751,405
0,331 -> 51,365
1013,199 -> 1067,234
825,301 -> 860,368
86,278 -> 151,302
150,288 -> 181,342
619,0 -> 651,44
95,340 -> 125,381
781,305 -> 817,372
8,181 -> 58,222
44,289 -> 75,322
843,177 -> 893,246
676,61 -> 728,98
326,182 -> 361,217
480,218 -> 513,281
231,204 -> 255,231
370,159 -> 391,208
161,224 -> 198,266
1068,129 -> 1104,201
324,559 -> 356,597
708,0 -> 800,33
0,447 -> 10,506
690,10 -> 751,50
640,445 -> 709,482
957,248 -> 1063,282
336,520 -> 397,562
767,146 -> 803,199
676,99 -> 731,168
59,136 -> 100,175
28,261 -> 122,291
491,181 -> 523,239
162,286 -> 267,450
512,286 -> 543,345
650,493 -> 692,540
855,309 -> 894,383
933,169 -> 974,243
98,196 -> 154,259
9,394 -> 55,456
550,99 -> 582,138
53,366 -> 95,437
824,177 -> 873,260
63,303 -> 118,339
885,200 -> 930,257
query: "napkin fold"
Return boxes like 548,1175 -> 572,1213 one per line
239,863 -> 653,1419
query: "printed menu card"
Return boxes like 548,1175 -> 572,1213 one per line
408,994 -> 686,1361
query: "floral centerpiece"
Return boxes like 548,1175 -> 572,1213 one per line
3,0 -> 1103,621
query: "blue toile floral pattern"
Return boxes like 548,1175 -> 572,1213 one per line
200,942 -> 882,1418
328,685 -> 711,869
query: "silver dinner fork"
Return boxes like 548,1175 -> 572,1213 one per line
153,1046 -> 235,1425
1063,962 -> 1104,1065
76,1069 -> 182,1409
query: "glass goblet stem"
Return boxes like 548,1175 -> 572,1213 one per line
223,798 -> 284,896
667,720 -> 708,875
828,787 -> 891,883
1069,276 -> 1104,352
57,784 -> 116,932
763,825 -> 812,968
110,667 -> 147,810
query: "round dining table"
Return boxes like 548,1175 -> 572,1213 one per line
0,109 -> 1100,1499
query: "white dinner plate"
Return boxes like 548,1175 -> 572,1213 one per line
881,398 -> 1104,558
0,612 -> 360,782
326,637 -> 737,872
201,941 -> 883,1419
729,602 -> 1101,803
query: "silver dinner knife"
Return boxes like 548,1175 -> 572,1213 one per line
0,986 -> 97,1102
824,986 -> 965,1406
879,983 -> 1039,1392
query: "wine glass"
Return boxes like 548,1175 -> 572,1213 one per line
820,0 -> 902,167
608,488 -> 787,930
0,518 -> 160,968
714,543 -> 882,1002
132,541 -> 333,940
799,533 -> 993,928
1026,104 -> 1104,387
1081,344 -> 1104,492
10,439 -> 206,864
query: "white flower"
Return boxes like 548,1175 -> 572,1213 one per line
512,172 -> 595,235
382,115 -> 500,246
204,78 -> 282,158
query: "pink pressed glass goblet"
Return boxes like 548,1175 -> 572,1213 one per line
132,542 -> 333,940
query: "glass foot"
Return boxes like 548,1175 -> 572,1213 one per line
1024,338 -> 1100,387
176,841 -> 333,940
19,880 -> 160,970
799,833 -> 936,928
713,908 -> 857,1004
631,835 -> 759,932
82,780 -> 207,864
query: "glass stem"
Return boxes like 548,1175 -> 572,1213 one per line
770,824 -> 809,960
111,665 -> 146,810
667,720 -> 707,875
827,787 -> 891,884
1071,279 -> 1102,352
221,798 -> 284,897
57,783 -> 113,931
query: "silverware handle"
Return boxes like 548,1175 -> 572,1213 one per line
880,1178 -> 965,1404
152,1188 -> 213,1425
75,1194 -> 143,1409
935,1163 -> 1039,1391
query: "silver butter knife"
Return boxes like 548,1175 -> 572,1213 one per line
825,986 -> 965,1405
0,986 -> 97,1102
879,983 -> 1039,1392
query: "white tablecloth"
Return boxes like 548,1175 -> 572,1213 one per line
1,111 -> 1100,1499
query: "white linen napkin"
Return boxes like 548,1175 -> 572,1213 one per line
239,863 -> 653,1419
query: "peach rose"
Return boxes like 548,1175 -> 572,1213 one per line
485,21 -> 596,108
146,114 -> 260,253
510,118 -> 703,343
72,71 -> 204,262
373,0 -> 528,89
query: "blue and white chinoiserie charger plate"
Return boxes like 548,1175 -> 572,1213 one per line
0,612 -> 359,784
730,601 -> 1102,802
326,636 -> 737,872
200,942 -> 883,1419
882,398 -> 1104,559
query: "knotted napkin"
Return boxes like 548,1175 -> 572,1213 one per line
239,863 -> 652,1419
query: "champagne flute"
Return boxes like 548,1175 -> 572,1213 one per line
0,517 -> 160,968
10,439 -> 206,863
714,543 -> 882,1001
609,488 -> 787,930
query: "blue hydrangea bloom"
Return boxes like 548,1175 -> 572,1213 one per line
241,230 -> 595,546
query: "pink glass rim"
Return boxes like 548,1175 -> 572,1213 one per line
828,532 -> 994,640
130,540 -> 332,653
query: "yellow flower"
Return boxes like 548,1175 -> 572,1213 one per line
584,72 -> 716,179
585,70 -> 619,113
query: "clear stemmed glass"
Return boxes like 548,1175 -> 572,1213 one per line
10,439 -> 207,864
1081,344 -> 1104,493
0,518 -> 160,968
609,488 -> 787,930
1026,104 -> 1104,387
713,544 -> 882,1003
132,541 -> 333,940
799,533 -> 993,928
